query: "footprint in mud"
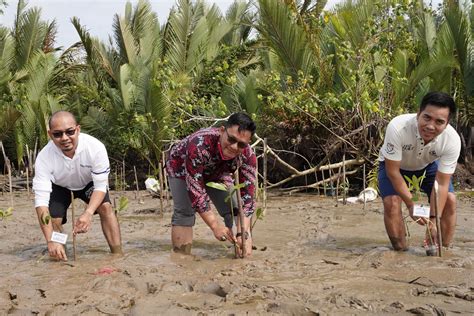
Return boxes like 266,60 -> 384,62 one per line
447,257 -> 473,268
195,282 -> 228,298
266,302 -> 319,315
352,246 -> 393,268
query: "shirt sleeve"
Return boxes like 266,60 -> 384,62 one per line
437,130 -> 461,174
32,150 -> 53,208
240,147 -> 257,217
380,120 -> 402,161
91,142 -> 110,192
185,137 -> 210,213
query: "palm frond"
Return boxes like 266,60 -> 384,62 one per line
257,0 -> 314,79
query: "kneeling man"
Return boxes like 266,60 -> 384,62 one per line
378,92 -> 461,252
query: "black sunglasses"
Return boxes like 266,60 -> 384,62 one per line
52,128 -> 76,139
225,129 -> 248,149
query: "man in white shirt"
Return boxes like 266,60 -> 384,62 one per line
33,111 -> 122,261
378,92 -> 461,252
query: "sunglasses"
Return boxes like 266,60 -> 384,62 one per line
51,128 -> 77,139
225,129 -> 248,149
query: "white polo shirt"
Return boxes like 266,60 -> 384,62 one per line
33,133 -> 110,208
378,114 -> 460,173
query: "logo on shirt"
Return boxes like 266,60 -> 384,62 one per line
80,164 -> 92,168
385,142 -> 395,155
402,144 -> 414,151
429,150 -> 439,157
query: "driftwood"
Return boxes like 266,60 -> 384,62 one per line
252,135 -> 365,192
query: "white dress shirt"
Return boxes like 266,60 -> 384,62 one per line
33,133 -> 110,207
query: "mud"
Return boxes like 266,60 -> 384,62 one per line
0,191 -> 472,315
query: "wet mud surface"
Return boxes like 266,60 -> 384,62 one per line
0,191 -> 472,315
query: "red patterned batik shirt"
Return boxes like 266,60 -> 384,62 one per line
166,127 -> 256,217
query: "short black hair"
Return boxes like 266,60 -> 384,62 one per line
420,92 -> 456,118
225,112 -> 256,135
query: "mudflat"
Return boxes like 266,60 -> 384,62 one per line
0,191 -> 472,315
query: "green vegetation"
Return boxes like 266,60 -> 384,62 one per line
0,0 -> 471,185
115,196 -> 129,214
404,172 -> 426,201
0,207 -> 13,220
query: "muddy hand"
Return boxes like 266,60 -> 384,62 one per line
48,241 -> 67,261
73,212 -> 93,235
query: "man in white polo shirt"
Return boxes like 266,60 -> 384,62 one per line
33,111 -> 122,261
378,92 -> 461,253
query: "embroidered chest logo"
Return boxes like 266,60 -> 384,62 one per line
385,142 -> 395,154
80,164 -> 92,168
402,144 -> 414,151
429,150 -> 438,157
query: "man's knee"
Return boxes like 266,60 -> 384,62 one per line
383,196 -> 402,217
97,202 -> 115,218
442,193 -> 456,217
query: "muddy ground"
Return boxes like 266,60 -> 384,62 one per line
0,190 -> 472,315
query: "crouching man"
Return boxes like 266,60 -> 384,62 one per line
166,113 -> 257,256
33,111 -> 122,261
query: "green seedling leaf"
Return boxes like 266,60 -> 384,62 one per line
255,207 -> 264,220
234,183 -> 246,190
3,207 -> 13,217
206,182 -> 227,191
41,214 -> 51,225
117,196 -> 129,213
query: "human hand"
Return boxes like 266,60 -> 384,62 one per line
73,212 -> 93,235
408,204 -> 428,226
236,231 -> 252,257
47,241 -> 67,261
212,225 -> 236,243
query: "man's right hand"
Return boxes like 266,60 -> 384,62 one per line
212,225 -> 236,243
47,241 -> 67,261
408,203 -> 428,225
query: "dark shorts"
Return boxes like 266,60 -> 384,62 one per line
169,177 -> 238,228
378,161 -> 454,199
49,181 -> 111,224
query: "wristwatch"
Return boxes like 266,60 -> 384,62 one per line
236,232 -> 250,240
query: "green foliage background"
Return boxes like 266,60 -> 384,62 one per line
0,0 -> 472,183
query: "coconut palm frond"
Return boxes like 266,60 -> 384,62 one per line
14,5 -> 47,69
24,51 -> 58,103
0,29 -> 14,88
80,106 -> 111,138
257,0 -> 314,79
444,1 -> 474,97
0,105 -> 21,141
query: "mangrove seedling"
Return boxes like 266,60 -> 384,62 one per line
404,171 -> 426,202
40,213 -> 51,225
115,196 -> 129,214
206,181 -> 247,257
0,207 -> 13,220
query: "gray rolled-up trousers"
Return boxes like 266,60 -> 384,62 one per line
169,177 -> 238,228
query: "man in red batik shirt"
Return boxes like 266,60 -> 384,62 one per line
166,113 -> 257,256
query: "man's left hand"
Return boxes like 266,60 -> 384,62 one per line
73,212 -> 93,235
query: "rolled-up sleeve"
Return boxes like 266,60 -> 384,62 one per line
91,143 -> 110,192
33,153 -> 53,208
